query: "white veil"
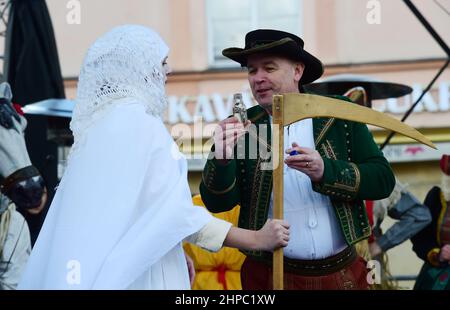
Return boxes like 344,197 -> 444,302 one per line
70,24 -> 169,153
18,25 -> 212,289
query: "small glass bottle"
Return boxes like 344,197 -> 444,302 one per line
232,93 -> 247,123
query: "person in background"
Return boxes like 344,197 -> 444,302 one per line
412,154 -> 450,290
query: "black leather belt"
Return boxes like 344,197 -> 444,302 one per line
256,246 -> 357,276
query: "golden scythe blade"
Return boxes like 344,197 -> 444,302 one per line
283,93 -> 435,148
271,93 -> 436,290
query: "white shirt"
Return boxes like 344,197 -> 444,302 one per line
269,118 -> 347,260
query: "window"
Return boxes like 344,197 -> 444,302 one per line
207,0 -> 302,67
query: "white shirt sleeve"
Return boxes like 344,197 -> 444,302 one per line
185,217 -> 232,252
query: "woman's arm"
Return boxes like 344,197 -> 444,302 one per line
223,219 -> 290,252
186,217 -> 290,253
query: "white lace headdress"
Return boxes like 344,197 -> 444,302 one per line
70,25 -> 169,151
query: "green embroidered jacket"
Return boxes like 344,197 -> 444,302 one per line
200,99 -> 395,258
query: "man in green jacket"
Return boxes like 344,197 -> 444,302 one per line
200,29 -> 395,290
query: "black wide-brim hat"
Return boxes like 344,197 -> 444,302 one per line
222,29 -> 324,85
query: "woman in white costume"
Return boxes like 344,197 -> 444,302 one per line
17,25 -> 289,290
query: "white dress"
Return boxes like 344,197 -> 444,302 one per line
18,103 -> 228,289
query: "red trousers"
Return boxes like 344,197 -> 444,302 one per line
241,255 -> 370,290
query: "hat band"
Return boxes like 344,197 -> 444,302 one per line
248,39 -> 277,48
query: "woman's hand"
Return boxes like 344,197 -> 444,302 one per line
255,219 -> 290,251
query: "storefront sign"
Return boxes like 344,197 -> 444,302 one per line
166,81 -> 450,125
382,142 -> 450,163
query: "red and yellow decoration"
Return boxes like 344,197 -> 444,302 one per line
183,195 -> 246,290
